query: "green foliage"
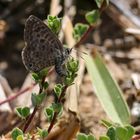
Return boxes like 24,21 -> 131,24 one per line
85,10 -> 100,25
12,128 -> 23,140
32,68 -> 48,84
16,107 -> 30,119
44,107 -> 54,122
52,103 -> 63,116
54,84 -> 63,98
65,58 -> 79,85
31,92 -> 46,106
84,51 -> 130,125
73,23 -> 89,41
47,15 -> 62,34
43,81 -> 49,89
106,125 -> 135,140
37,127 -> 48,138
77,124 -> 135,140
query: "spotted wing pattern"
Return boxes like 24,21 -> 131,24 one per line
22,15 -> 64,72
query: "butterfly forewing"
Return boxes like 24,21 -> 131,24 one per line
22,15 -> 64,72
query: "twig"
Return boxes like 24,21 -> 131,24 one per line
47,85 -> 68,133
0,84 -> 35,106
23,76 -> 46,133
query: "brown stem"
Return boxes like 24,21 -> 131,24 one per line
23,76 -> 46,133
23,106 -> 38,133
47,85 -> 68,133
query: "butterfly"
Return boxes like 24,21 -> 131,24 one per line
22,15 -> 72,76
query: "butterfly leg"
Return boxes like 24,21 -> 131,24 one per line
55,57 -> 67,77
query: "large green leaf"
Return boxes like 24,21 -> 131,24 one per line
84,50 -> 130,125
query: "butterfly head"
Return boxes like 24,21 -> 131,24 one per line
63,47 -> 73,60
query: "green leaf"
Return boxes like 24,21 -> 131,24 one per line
31,93 -> 46,106
43,81 -> 49,89
116,126 -> 128,140
54,84 -> 62,98
38,68 -> 48,79
84,50 -> 130,125
52,103 -> 63,116
16,107 -> 30,119
77,133 -> 88,140
44,107 -> 54,122
73,23 -> 89,41
37,127 -> 48,138
32,73 -> 40,82
67,59 -> 79,73
47,15 -> 61,34
85,10 -> 100,25
88,134 -> 96,140
107,127 -> 117,140
12,128 -> 23,140
21,107 -> 30,118
124,125 -> 135,140
99,136 -> 110,140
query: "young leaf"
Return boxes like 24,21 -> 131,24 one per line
44,107 -> 54,122
43,81 -> 49,89
37,127 -> 48,138
31,93 -> 46,106
85,10 -> 100,25
107,127 -> 117,140
47,15 -> 61,34
16,107 -> 30,119
54,84 -> 62,98
73,23 -> 89,41
32,73 -> 40,82
84,50 -> 130,125
52,103 -> 63,116
12,128 -> 23,140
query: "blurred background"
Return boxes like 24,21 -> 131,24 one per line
0,0 -> 140,138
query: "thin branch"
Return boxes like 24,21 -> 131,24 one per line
0,84 -> 35,106
23,76 -> 46,133
47,85 -> 68,133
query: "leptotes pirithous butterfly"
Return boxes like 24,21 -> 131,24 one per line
22,15 -> 72,76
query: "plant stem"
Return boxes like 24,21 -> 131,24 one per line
75,25 -> 94,48
47,85 -> 68,133
23,76 -> 46,133
0,84 -> 35,106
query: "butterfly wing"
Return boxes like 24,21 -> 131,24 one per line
22,15 -> 64,72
